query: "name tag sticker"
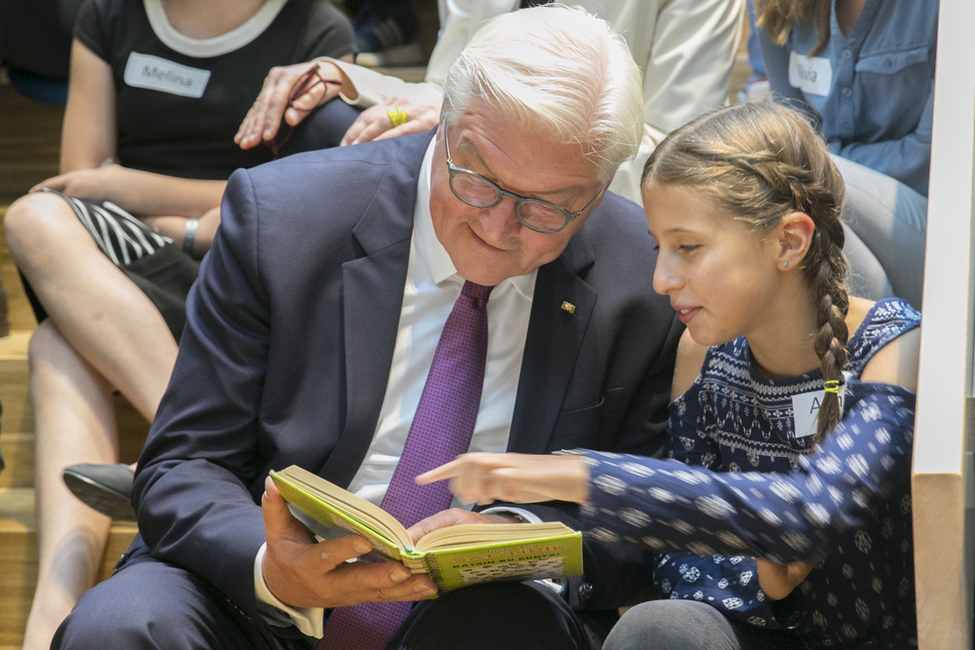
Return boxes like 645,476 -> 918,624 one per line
788,51 -> 832,96
124,52 -> 210,98
792,386 -> 846,439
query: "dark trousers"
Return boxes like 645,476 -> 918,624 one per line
52,537 -> 309,650
54,537 -> 614,650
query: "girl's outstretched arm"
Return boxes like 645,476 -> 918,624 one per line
416,452 -> 591,506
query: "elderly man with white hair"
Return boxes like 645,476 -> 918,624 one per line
53,7 -> 681,649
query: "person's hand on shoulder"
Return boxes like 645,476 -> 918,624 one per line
340,91 -> 442,147
260,476 -> 438,608
235,60 -> 348,151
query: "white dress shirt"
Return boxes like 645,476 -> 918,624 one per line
255,136 -> 537,637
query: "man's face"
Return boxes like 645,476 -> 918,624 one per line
429,104 -> 607,287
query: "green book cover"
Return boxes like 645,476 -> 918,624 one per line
269,465 -> 584,592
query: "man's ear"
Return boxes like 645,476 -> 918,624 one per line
775,212 -> 816,271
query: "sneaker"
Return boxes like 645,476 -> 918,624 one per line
353,3 -> 423,68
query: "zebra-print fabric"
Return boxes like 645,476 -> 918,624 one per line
42,188 -> 174,267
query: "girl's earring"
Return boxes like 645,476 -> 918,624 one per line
782,260 -> 790,269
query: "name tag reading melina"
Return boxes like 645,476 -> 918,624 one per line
123,52 -> 211,98
792,384 -> 847,439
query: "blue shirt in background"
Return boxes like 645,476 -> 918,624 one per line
759,0 -> 939,196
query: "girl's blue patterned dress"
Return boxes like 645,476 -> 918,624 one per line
579,298 -> 920,648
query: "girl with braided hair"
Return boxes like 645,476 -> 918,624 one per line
418,103 -> 921,648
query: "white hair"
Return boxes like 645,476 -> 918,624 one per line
441,4 -> 644,181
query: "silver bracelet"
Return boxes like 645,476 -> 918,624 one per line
182,218 -> 199,255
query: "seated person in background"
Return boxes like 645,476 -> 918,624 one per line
236,0 -> 746,205
346,0 -> 423,67
421,102 -> 921,649
756,0 -> 937,309
52,6 -> 681,649
2,0 -> 354,647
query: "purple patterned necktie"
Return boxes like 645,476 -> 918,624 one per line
318,281 -> 494,650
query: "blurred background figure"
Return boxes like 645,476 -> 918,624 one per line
756,0 -> 937,309
348,0 -> 423,67
737,0 -> 770,103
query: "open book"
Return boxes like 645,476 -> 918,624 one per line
270,465 -> 584,592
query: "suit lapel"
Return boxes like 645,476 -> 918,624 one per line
320,128 -> 598,474
321,132 -> 433,487
507,229 -> 596,453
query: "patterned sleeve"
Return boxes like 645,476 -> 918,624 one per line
579,382 -> 915,564
652,397 -> 784,628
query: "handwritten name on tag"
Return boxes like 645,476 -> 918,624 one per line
124,52 -> 210,98
788,51 -> 832,96
792,385 -> 846,439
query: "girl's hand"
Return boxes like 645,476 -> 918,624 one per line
755,558 -> 815,600
31,163 -> 126,200
416,452 -> 591,505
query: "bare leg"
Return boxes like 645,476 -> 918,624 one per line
4,192 -> 177,419
5,193 -> 178,647
21,321 -> 118,650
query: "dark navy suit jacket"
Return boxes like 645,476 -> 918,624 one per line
133,130 -> 682,630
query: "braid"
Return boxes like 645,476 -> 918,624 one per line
745,160 -> 852,443
807,225 -> 850,444
718,150 -> 823,219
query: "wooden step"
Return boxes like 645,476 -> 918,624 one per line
0,225 -> 38,333
0,487 -> 137,648
0,411 -> 149,490
0,337 -> 33,440
0,80 -> 63,208
0,432 -> 32,489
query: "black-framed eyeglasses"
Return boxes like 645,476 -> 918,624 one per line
442,122 -> 606,234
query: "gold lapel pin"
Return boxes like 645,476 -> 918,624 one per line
561,301 -> 576,314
